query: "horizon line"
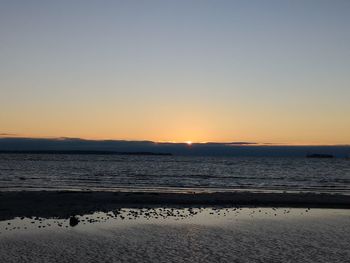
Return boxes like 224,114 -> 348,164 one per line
0,136 -> 349,147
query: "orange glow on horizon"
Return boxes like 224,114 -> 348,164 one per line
0,133 -> 349,146
1,1 -> 350,149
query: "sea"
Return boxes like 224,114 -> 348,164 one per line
0,154 -> 349,194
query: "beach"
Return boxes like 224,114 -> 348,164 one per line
0,157 -> 349,262
1,191 -> 350,220
0,204 -> 349,262
1,191 -> 350,262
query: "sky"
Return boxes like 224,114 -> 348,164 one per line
1,0 -> 350,145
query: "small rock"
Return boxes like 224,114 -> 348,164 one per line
69,216 -> 79,227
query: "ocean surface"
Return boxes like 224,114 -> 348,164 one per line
0,154 -> 349,194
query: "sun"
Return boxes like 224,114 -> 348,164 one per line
186,141 -> 192,146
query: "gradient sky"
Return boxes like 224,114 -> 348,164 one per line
1,0 -> 350,144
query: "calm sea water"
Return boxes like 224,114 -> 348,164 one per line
0,154 -> 349,194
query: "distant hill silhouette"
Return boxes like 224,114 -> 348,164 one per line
0,150 -> 172,156
0,137 -> 349,157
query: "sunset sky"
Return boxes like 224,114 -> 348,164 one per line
1,0 -> 350,145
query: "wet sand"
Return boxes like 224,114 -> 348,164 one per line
0,207 -> 349,263
1,191 -> 349,262
0,190 -> 349,220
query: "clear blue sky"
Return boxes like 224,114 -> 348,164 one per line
1,0 -> 350,144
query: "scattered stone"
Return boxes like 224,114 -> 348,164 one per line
69,216 -> 79,227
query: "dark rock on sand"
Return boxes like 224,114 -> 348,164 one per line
69,216 -> 79,227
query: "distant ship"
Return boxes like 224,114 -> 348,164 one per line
306,153 -> 334,159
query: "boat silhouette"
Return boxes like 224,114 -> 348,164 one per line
306,153 -> 334,158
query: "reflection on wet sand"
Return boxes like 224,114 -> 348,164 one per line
1,207 -> 349,263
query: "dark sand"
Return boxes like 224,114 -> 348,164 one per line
0,191 -> 349,220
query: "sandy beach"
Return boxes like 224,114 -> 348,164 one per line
1,191 -> 349,262
1,206 -> 349,262
0,191 -> 349,220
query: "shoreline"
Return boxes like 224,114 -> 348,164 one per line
1,206 -> 349,263
1,191 -> 350,220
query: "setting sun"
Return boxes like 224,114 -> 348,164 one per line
1,1 -> 350,261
